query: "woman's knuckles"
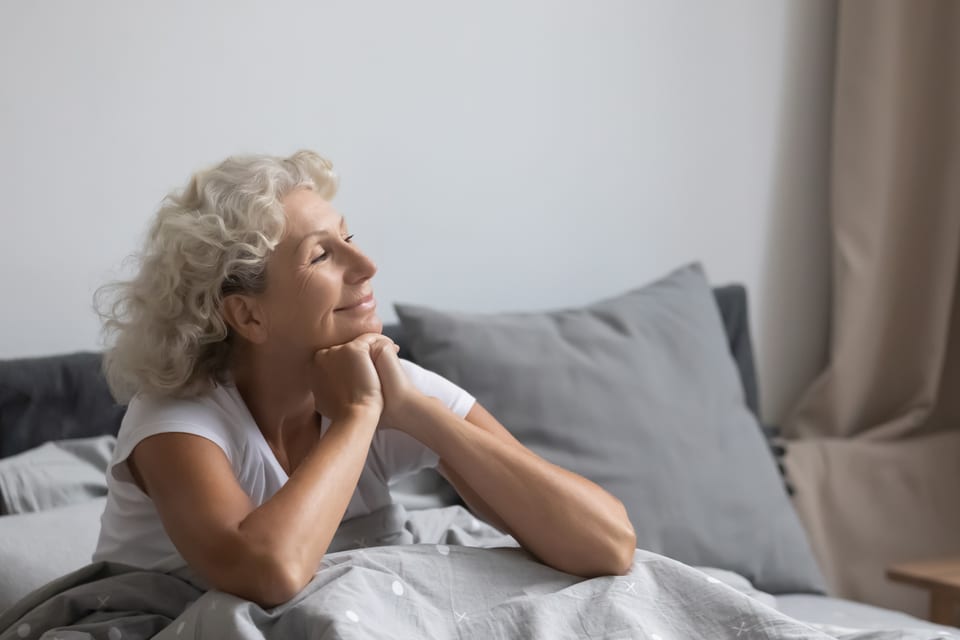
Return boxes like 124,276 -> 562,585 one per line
309,333 -> 400,418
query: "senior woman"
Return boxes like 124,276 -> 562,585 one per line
91,150 -> 636,608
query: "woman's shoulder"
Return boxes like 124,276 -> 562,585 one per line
124,383 -> 237,426
117,383 -> 251,460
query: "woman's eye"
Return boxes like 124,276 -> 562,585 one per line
309,235 -> 355,265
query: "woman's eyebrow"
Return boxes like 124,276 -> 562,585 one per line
296,216 -> 347,251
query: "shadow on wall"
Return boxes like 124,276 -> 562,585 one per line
758,0 -> 837,425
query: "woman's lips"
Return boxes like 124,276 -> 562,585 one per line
336,294 -> 376,312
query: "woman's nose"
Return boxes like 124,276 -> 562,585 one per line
345,245 -> 377,283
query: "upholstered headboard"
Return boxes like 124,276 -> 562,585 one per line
0,285 -> 761,460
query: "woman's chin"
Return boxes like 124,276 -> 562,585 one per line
314,315 -> 385,349
341,314 -> 384,339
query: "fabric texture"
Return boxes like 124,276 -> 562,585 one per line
395,262 -> 825,594
0,497 -> 107,613
782,0 -> 960,621
92,359 -> 474,576
0,435 -> 114,515
776,593 -> 957,635
0,503 -> 935,640
0,352 -> 125,459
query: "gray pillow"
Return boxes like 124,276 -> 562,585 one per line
0,497 -> 106,612
0,436 -> 114,515
395,262 -> 826,594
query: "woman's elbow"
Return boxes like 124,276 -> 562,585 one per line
253,561 -> 310,608
564,526 -> 636,578
593,534 -> 636,577
614,526 -> 637,575
244,550 -> 319,608
208,550 -> 312,609
601,511 -> 637,576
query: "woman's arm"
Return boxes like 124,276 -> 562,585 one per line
130,333 -> 397,608
405,397 -> 637,577
130,404 -> 380,607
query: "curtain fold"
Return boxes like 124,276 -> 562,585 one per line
782,0 -> 960,620
785,0 -> 960,442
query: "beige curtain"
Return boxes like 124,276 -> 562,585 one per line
782,0 -> 960,621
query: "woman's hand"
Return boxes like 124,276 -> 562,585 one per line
311,333 -> 396,422
370,342 -> 427,431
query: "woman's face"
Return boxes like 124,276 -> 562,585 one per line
257,188 -> 381,353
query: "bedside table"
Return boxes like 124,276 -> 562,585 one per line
887,557 -> 960,625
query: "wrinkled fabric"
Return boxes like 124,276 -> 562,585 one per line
0,504 -> 949,639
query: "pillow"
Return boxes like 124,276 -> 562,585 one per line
0,436 -> 114,515
0,497 -> 106,612
0,351 -> 125,459
395,262 -> 826,594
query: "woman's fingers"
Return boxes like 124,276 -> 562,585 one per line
367,339 -> 421,432
310,333 -> 399,419
354,333 -> 396,353
370,339 -> 401,363
313,333 -> 394,361
345,333 -> 384,352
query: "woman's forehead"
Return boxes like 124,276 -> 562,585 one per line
281,189 -> 343,240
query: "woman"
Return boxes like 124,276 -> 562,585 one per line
92,150 -> 636,608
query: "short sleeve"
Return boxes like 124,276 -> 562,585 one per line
110,391 -> 240,487
373,358 -> 477,481
398,359 -> 476,419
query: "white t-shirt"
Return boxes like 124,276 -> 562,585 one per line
92,359 -> 475,574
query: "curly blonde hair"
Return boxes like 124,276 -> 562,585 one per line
95,150 -> 338,403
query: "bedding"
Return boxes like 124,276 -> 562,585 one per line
1,503 -> 954,640
0,435 -> 113,515
776,594 -> 957,636
0,498 -> 106,613
0,436 -> 115,612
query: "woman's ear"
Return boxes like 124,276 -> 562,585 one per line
222,294 -> 268,344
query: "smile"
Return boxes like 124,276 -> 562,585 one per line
335,294 -> 376,312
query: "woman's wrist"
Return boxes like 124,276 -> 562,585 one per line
394,393 -> 442,436
332,402 -> 383,428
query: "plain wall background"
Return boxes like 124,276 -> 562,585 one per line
0,0 -> 836,425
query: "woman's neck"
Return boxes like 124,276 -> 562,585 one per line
228,343 -> 317,446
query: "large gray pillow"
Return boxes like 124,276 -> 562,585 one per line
395,262 -> 826,594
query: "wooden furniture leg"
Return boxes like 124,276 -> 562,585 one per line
930,590 -> 957,626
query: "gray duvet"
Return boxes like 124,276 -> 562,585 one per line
0,504 -> 950,639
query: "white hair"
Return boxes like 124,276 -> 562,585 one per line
95,149 -> 338,403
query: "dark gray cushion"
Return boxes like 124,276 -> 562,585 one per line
0,352 -> 125,459
394,262 -> 825,594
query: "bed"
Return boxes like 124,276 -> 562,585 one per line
0,263 -> 955,639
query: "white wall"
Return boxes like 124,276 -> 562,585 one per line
0,0 -> 835,424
